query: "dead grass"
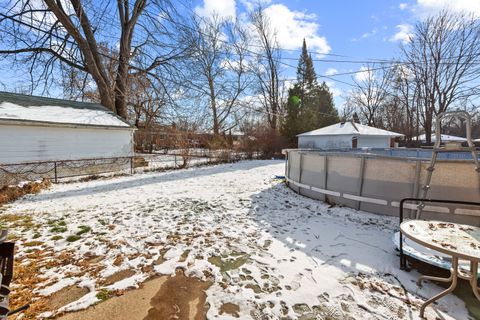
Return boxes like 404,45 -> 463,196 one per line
9,250 -> 80,319
10,259 -> 49,319
64,172 -> 129,184
0,214 -> 36,230
0,179 -> 51,207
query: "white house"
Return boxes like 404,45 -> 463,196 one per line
415,133 -> 467,143
297,121 -> 404,149
0,92 -> 134,164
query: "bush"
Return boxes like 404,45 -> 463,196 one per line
237,127 -> 288,159
208,135 -> 229,150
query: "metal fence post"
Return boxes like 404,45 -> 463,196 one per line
298,153 -> 303,194
130,156 -> 134,174
54,161 -> 58,183
323,155 -> 329,202
356,156 -> 366,210
174,154 -> 177,168
412,160 -> 421,198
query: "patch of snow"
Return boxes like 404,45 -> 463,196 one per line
104,273 -> 148,291
0,102 -> 129,127
36,278 -> 78,296
4,160 -> 472,319
57,291 -> 99,313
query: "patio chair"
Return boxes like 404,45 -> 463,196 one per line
393,198 -> 480,276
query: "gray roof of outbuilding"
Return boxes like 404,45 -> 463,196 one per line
0,91 -> 131,128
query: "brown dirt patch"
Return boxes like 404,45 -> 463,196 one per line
58,277 -> 167,320
47,285 -> 89,310
103,270 -> 136,286
113,255 -> 123,266
84,255 -> 103,264
144,267 -> 212,320
153,248 -> 168,265
219,303 -> 240,318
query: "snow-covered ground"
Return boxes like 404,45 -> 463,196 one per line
136,153 -> 211,170
1,160 -> 473,319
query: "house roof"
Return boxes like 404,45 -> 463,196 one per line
416,133 -> 467,142
297,121 -> 404,137
0,91 -> 131,128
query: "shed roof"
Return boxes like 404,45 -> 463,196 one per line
0,91 -> 131,128
297,121 -> 404,137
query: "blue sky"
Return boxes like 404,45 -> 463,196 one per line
3,0 -> 480,111
193,0 -> 480,108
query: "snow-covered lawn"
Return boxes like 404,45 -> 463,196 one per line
1,160 -> 472,319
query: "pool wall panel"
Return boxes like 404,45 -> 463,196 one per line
285,149 -> 480,224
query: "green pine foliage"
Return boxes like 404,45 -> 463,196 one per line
281,40 -> 339,144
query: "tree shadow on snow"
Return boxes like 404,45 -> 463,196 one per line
24,160 -> 281,203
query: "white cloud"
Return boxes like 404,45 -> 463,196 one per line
325,68 -> 338,76
240,0 -> 271,12
325,81 -> 342,98
354,66 -> 373,82
415,0 -> 480,17
282,79 -> 295,91
263,4 -> 331,55
399,3 -> 408,10
195,0 -> 236,21
389,23 -> 413,43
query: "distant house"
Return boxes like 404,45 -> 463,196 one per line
297,121 -> 404,149
0,92 -> 134,164
415,133 -> 467,143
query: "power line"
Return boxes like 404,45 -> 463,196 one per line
4,1 -> 480,99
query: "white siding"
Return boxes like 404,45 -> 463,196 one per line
298,135 -> 353,149
0,124 -> 133,164
357,136 -> 390,148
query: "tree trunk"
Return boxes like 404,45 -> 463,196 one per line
98,83 -> 115,112
115,61 -> 129,120
115,22 -> 132,120
208,77 -> 219,135
424,116 -> 433,145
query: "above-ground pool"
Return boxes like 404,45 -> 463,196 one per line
284,148 -> 480,225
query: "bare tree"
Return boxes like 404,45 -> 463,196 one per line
348,64 -> 393,126
0,0 -> 186,120
250,5 -> 282,131
181,14 -> 253,136
385,64 -> 422,143
401,10 -> 480,144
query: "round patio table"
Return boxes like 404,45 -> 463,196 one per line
400,220 -> 480,318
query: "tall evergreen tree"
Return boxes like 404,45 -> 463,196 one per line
281,40 -> 339,145
296,39 -> 317,90
307,82 -> 338,129
281,85 -> 303,143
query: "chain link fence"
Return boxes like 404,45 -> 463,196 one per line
0,149 -> 258,187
